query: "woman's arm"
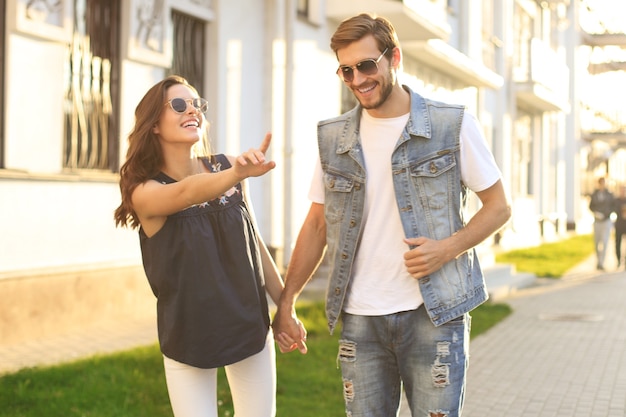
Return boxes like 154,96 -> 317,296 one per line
259,236 -> 285,305
239,176 -> 284,304
133,134 -> 275,221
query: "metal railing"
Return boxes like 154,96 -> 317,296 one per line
63,0 -> 119,171
581,104 -> 626,135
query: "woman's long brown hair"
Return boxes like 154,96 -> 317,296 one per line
113,75 -> 208,229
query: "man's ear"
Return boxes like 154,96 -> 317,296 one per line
391,47 -> 402,69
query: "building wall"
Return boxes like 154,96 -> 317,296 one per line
283,16 -> 343,261
0,266 -> 153,346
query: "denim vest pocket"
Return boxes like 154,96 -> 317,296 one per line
323,171 -> 355,224
409,153 -> 457,210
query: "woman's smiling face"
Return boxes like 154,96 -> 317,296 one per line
153,84 -> 206,146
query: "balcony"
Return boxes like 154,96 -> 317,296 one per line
325,0 -> 450,42
582,29 -> 626,74
582,32 -> 626,47
588,61 -> 626,74
514,38 -> 570,112
402,39 -> 503,89
581,106 -> 626,148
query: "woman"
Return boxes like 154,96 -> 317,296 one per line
114,75 -> 293,417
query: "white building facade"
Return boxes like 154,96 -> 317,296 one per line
1,0 -> 620,345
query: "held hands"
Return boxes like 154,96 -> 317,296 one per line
233,132 -> 276,179
272,309 -> 308,354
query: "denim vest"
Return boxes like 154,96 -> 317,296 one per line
318,86 -> 488,333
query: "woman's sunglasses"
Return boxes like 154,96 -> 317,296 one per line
336,48 -> 388,83
165,97 -> 209,114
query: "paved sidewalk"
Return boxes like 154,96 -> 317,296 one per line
461,270 -> 626,416
397,251 -> 620,417
0,315 -> 158,376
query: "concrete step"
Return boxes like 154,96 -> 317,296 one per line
483,263 -> 536,301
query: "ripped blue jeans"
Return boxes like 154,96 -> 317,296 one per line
338,306 -> 470,417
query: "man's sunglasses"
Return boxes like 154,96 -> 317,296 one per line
165,97 -> 209,114
336,48 -> 388,82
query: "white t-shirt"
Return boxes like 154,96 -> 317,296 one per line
308,110 -> 501,315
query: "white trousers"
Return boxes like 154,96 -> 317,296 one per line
163,332 -> 276,417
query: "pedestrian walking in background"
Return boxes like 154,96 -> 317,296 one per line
114,75 -> 297,417
613,184 -> 626,268
589,177 -> 615,270
272,13 -> 511,417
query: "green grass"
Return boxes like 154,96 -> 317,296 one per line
0,300 -> 509,417
495,234 -> 594,278
0,345 -> 171,417
470,301 -> 512,338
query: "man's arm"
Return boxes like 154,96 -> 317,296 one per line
272,202 -> 327,354
589,191 -> 598,212
403,179 -> 511,279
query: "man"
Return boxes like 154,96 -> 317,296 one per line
589,177 -> 615,270
614,185 -> 626,268
272,13 -> 511,417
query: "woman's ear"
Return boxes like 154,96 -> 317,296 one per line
152,124 -> 159,135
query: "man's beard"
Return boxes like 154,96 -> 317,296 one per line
356,68 -> 394,110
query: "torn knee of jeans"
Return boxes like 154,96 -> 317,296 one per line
431,357 -> 450,388
338,339 -> 356,362
436,341 -> 450,357
343,377 -> 354,403
428,411 -> 449,417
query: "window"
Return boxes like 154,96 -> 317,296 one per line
482,0 -> 498,72
63,0 -> 120,171
168,11 -> 206,94
513,112 -> 533,197
297,0 -> 321,25
297,0 -> 308,18
512,2 -> 535,82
